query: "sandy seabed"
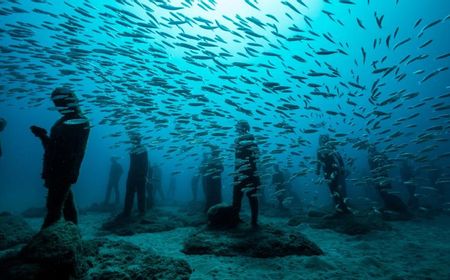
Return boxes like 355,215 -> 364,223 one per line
24,209 -> 450,280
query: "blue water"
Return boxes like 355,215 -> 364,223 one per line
0,0 -> 449,212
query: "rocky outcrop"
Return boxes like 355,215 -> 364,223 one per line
21,207 -> 46,218
0,212 -> 35,250
0,221 -> 86,279
101,212 -> 181,236
0,221 -> 193,280
83,239 -> 192,280
207,203 -> 240,228
314,212 -> 391,235
101,207 -> 207,236
182,224 -> 323,258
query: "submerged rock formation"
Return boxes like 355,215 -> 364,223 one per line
84,202 -> 119,214
21,207 -> 46,218
101,208 -> 205,236
0,212 -> 35,250
380,209 -> 413,221
101,212 -> 180,236
0,221 -> 192,280
207,203 -> 240,228
0,221 -> 86,279
314,212 -> 392,235
83,239 -> 192,280
182,224 -> 323,258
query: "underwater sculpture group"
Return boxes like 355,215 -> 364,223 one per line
28,89 -> 417,230
0,0 -> 449,278
0,87 -> 430,279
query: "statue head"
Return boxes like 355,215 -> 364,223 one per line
236,120 -> 250,134
0,118 -> 6,132
319,134 -> 330,146
51,88 -> 80,115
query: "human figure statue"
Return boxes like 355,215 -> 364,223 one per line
204,145 -> 223,212
191,174 -> 200,202
168,175 -> 177,202
146,161 -> 154,209
122,133 -> 148,217
191,153 -> 207,203
400,160 -> 419,210
30,88 -> 90,229
368,145 -> 411,218
283,169 -> 302,207
152,164 -> 164,201
232,120 -> 261,227
0,117 -> 6,158
427,165 -> 445,211
316,134 -> 351,216
103,157 -> 123,206
272,164 -> 287,209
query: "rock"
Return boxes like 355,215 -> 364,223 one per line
84,203 -> 119,214
287,215 -> 305,227
21,207 -> 46,218
175,205 -> 207,227
176,212 -> 205,228
380,209 -> 412,221
0,224 -> 193,280
261,207 -> 292,218
180,201 -> 204,214
379,193 -> 412,219
303,256 -> 336,270
104,205 -> 206,232
0,221 -> 87,280
101,211 -> 182,236
312,212 -> 391,235
287,211 -> 328,227
307,210 -> 327,218
207,203 -> 239,228
84,239 -> 192,280
0,212 -> 35,250
21,221 -> 83,263
182,224 -> 323,258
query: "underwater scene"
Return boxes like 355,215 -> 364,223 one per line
0,0 -> 449,279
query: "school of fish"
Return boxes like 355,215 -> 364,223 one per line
0,0 -> 449,201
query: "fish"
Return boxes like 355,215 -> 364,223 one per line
158,4 -> 183,11
361,47 -> 367,64
244,0 -> 260,10
436,52 -> 450,60
356,18 -> 365,30
414,18 -> 423,28
421,67 -> 448,83
418,19 -> 442,37
375,12 -> 384,29
393,37 -> 411,50
419,39 -> 433,49
0,0 -> 447,187
64,118 -> 89,125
